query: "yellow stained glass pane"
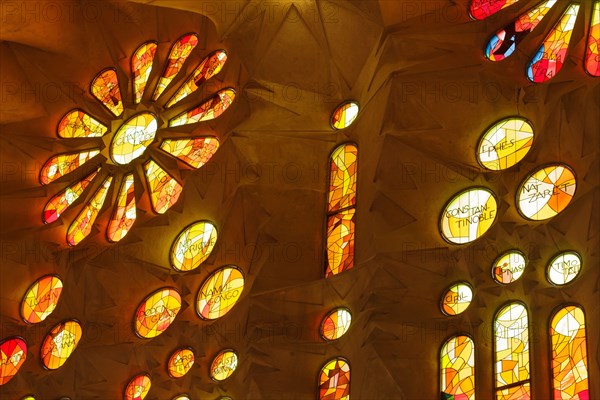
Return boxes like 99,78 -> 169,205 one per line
90,68 -> 123,116
440,187 -> 497,244
134,288 -> 181,339
153,33 -> 199,101
43,168 -> 100,224
210,350 -> 238,381
517,164 -> 576,220
169,88 -> 235,127
40,320 -> 82,370
477,117 -> 534,170
494,303 -> 530,392
20,275 -> 63,324
171,221 -> 217,272
124,373 -> 151,400
441,335 -> 475,400
492,250 -> 527,284
0,337 -> 27,385
67,176 -> 113,246
440,282 -> 473,316
328,143 -> 357,213
107,174 -> 136,243
197,266 -> 244,320
167,348 -> 195,378
39,149 -> 100,185
57,109 -> 107,138
320,308 -> 352,340
319,358 -> 350,400
547,251 -> 582,285
132,41 -> 157,104
325,209 -> 355,278
331,101 -> 359,130
110,112 -> 158,165
585,2 -> 600,77
144,159 -> 183,214
496,383 -> 530,400
160,137 -> 220,168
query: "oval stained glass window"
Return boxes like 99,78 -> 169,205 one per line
320,308 -> 352,340
210,350 -> 238,381
167,348 -> 195,378
319,357 -> 350,400
547,251 -> 582,285
477,117 -> 534,170
331,101 -> 359,129
171,221 -> 217,272
134,288 -> 181,339
40,320 -> 82,370
517,164 -> 576,221
196,266 -> 244,320
21,274 -> 63,324
0,336 -> 27,385
492,250 -> 527,284
124,373 -> 151,400
440,187 -> 498,244
440,283 -> 473,316
172,396 -> 190,400
110,112 -> 158,165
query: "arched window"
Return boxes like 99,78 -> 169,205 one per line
319,357 -> 350,400
440,335 -> 475,399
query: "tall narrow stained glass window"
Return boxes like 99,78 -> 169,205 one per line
168,88 -> 236,127
43,168 -> 100,224
57,110 -> 107,138
144,160 -> 183,214
152,33 -> 199,101
325,143 -> 357,277
90,68 -> 123,116
586,2 -> 600,77
440,335 -> 475,400
470,0 -> 520,20
67,176 -> 113,246
319,358 -> 350,400
107,174 -> 136,242
131,41 -> 157,104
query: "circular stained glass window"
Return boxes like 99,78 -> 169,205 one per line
477,117 -> 534,170
20,274 -> 63,324
170,221 -> 217,272
331,101 -> 359,129
167,348 -> 195,378
197,266 -> 245,320
40,319 -> 82,370
210,349 -> 238,381
492,250 -> 527,284
0,336 -> 27,385
110,112 -> 158,165
124,373 -> 151,400
320,307 -> 352,340
440,282 -> 473,315
440,187 -> 498,244
134,288 -> 181,338
547,251 -> 582,285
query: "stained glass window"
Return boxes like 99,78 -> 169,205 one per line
469,0 -> 521,20
90,68 -> 123,116
485,0 -> 557,61
107,174 -> 136,243
172,396 -> 190,400
134,288 -> 181,339
171,221 -> 217,272
40,319 -> 82,370
321,308 -> 352,341
440,187 -> 498,244
550,305 -> 589,399
168,88 -> 235,127
20,275 -> 63,324
167,348 -> 195,378
477,117 -> 534,170
331,101 -> 359,130
132,41 -> 157,104
210,350 -> 238,381
67,176 -> 113,246
527,4 -> 580,83
492,250 -> 527,284
517,164 -> 576,220
0,337 -> 27,385
166,49 -> 228,108
39,149 -> 100,185
319,358 -> 350,400
197,266 -> 244,320
440,335 -> 475,400
110,112 -> 158,165
547,251 -> 582,285
325,208 -> 355,278
57,109 -> 107,138
43,168 -> 100,224
328,144 -> 357,213
440,282 -> 473,316
160,137 -> 220,169
124,373 -> 151,400
585,2 -> 600,77
152,33 -> 199,101
494,303 -> 530,398
144,159 -> 183,214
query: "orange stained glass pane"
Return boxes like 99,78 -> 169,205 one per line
585,2 -> 600,77
167,348 -> 195,378
325,208 -> 355,278
124,373 -> 151,400
328,143 -> 357,213
495,303 -> 530,393
470,0 -> 521,20
43,168 -> 100,224
132,41 -> 157,104
168,88 -> 235,127
0,337 -> 27,386
67,176 -> 113,246
166,49 -> 228,107
527,4 -> 580,83
57,109 -> 107,138
144,160 -> 182,214
517,164 -> 576,220
39,149 -> 100,185
91,68 -> 123,116
477,117 -> 534,170
210,350 -> 238,381
441,335 -> 475,400
171,221 -> 218,272
196,266 -> 244,320
153,33 -> 199,100
319,358 -> 350,400
493,250 -> 527,284
550,305 -> 589,400
40,320 -> 82,370
331,101 -> 359,129
320,308 -> 352,340
440,187 -> 498,244
134,288 -> 181,339
20,275 -> 63,324
497,383 -> 531,400
107,174 -> 136,243
440,282 -> 473,316
160,137 -> 220,168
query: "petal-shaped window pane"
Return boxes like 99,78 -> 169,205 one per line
196,266 -> 244,320
331,101 -> 359,129
40,320 -> 82,370
132,41 -> 157,104
210,350 -> 238,381
325,208 -> 355,277
0,337 -> 27,385
517,164 -> 576,220
440,282 -> 473,316
166,49 -> 228,108
153,33 -> 199,100
441,336 -> 475,400
585,2 -> 600,77
20,275 -> 63,324
492,250 -> 527,284
169,88 -> 235,127
440,187 -> 497,244
527,4 -> 580,83
547,251 -> 582,285
144,159 -> 183,214
320,308 -> 352,340
477,117 -> 534,170
328,143 -> 357,212
90,68 -> 123,116
57,110 -> 107,138
39,150 -> 100,185
110,112 -> 158,165
67,176 -> 113,246
160,137 -> 220,168
107,174 -> 136,242
124,373 -> 151,400
134,288 -> 181,338
167,348 -> 195,378
171,221 -> 217,272
319,358 -> 350,400
43,168 -> 100,224
469,0 -> 521,20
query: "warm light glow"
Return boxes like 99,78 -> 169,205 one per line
477,117 -> 534,170
321,308 -> 352,340
40,320 -> 82,370
110,113 -> 158,165
331,101 -> 359,130
132,41 -> 157,104
107,174 -> 136,242
492,250 -> 527,284
167,348 -> 195,378
585,2 -> 600,76
169,88 -> 235,127
441,335 -> 475,400
67,176 -> 113,246
171,221 -> 217,272
39,150 -> 100,185
124,373 -> 151,400
153,33 -> 199,101
210,350 -> 238,381
547,251 -> 582,285
469,0 -> 520,20
160,137 -> 220,169
319,358 -> 350,400
328,143 -> 357,212
134,288 -> 181,339
517,164 -> 576,220
325,208 -> 355,277
197,266 -> 244,320
57,109 -> 107,138
440,187 -> 497,244
0,337 -> 27,386
43,168 -> 100,224
20,275 -> 63,324
440,282 -> 473,316
144,160 -> 183,214
90,68 -> 123,116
